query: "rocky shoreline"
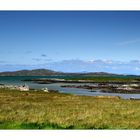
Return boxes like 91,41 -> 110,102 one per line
23,78 -> 140,94
61,84 -> 140,94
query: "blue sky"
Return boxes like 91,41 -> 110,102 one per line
0,11 -> 140,74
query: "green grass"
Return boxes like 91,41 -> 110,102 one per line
0,88 -> 140,129
64,76 -> 140,82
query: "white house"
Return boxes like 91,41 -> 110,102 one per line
18,84 -> 29,91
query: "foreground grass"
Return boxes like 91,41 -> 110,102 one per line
0,89 -> 140,129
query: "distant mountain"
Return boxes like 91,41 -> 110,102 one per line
0,69 -> 120,76
0,69 -> 63,76
79,72 -> 118,76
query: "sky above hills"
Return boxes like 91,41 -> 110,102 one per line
0,11 -> 140,74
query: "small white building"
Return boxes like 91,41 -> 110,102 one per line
18,84 -> 29,91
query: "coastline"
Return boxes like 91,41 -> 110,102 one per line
1,76 -> 140,99
23,78 -> 140,94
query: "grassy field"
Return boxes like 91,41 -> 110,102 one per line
64,76 -> 140,82
0,88 -> 140,129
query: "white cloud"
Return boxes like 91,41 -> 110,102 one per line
135,67 -> 140,71
112,67 -> 118,70
103,60 -> 113,64
1,59 -> 140,74
118,38 -> 140,46
87,60 -> 95,63
130,60 -> 140,64
0,60 -> 7,64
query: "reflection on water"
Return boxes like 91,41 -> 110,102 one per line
0,76 -> 140,99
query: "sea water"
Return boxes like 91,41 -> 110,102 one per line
0,76 -> 140,99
